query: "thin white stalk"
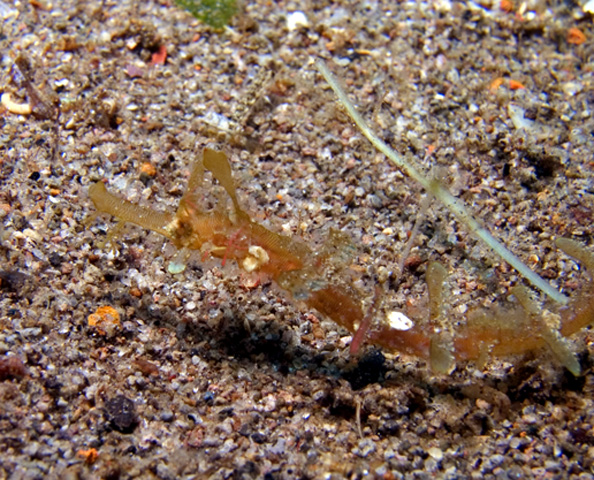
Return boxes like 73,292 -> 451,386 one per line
316,59 -> 568,305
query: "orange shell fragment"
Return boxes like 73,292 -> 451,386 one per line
500,0 -> 514,13
489,77 -> 505,92
567,27 -> 586,45
77,448 -> 99,465
508,79 -> 526,90
140,162 -> 157,177
88,306 -> 121,336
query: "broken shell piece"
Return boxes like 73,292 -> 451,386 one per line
242,245 -> 269,273
168,247 -> 190,274
88,306 -> 121,336
386,311 -> 413,331
1,93 -> 32,115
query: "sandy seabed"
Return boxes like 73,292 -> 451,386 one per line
1,0 -> 594,478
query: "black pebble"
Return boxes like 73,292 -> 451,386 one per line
105,394 -> 137,433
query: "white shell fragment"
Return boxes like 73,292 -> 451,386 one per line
286,11 -> 309,31
507,103 -> 535,131
242,245 -> 270,273
1,93 -> 32,115
584,0 -> 594,14
202,111 -> 233,133
167,260 -> 186,274
386,311 -> 414,331
0,0 -> 17,19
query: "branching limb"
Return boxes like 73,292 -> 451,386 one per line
316,59 -> 568,305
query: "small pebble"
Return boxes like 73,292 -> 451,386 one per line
286,11 -> 309,31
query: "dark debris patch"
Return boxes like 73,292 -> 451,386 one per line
209,309 -> 294,372
105,394 -> 138,434
0,270 -> 29,292
505,358 -> 588,407
522,148 -> 562,180
343,350 -> 386,390
47,252 -> 63,268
